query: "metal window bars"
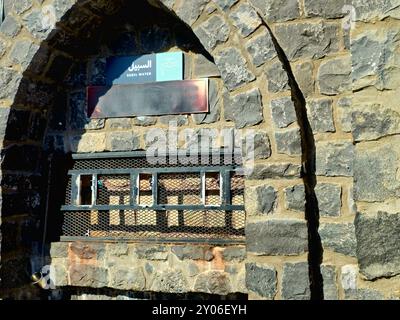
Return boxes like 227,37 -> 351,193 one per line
0,0 -> 4,25
60,151 -> 245,244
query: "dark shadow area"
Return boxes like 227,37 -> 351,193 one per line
0,0 -> 216,300
257,15 -> 324,300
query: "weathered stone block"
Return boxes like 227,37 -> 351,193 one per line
224,88 -> 263,128
247,163 -> 301,180
171,245 -> 214,261
136,244 -> 169,260
274,22 -> 339,61
132,116 -> 157,127
194,271 -> 231,295
245,27 -> 276,67
70,133 -> 106,153
245,263 -> 277,299
247,219 -> 308,255
23,9 -> 53,40
222,246 -> 246,261
215,47 -> 255,91
9,40 -> 39,70
247,131 -> 272,160
282,262 -> 310,300
0,15 -> 21,37
109,267 -> 146,291
50,242 -> 69,258
318,56 -> 351,95
70,242 -> 105,260
106,132 -> 141,151
212,0 -> 238,11
353,0 -> 400,21
229,3 -> 261,37
193,54 -> 220,78
12,0 -> 33,14
293,61 -> 314,97
69,264 -> 108,288
337,96 -> 352,133
245,185 -> 277,215
176,0 -> 208,25
315,183 -> 341,217
319,223 -> 356,256
107,118 -> 132,130
275,127 -> 302,156
354,141 -> 400,202
341,264 -> 358,297
250,0 -> 300,22
355,211 -> 400,280
284,184 -> 305,212
316,141 -> 354,177
270,97 -> 297,128
193,15 -> 230,52
266,61 -> 290,93
321,265 -> 338,300
306,98 -> 335,133
304,0 -> 350,18
351,104 -> 400,142
151,269 -> 189,293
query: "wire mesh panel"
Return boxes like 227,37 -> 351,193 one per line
61,152 -> 245,244
158,173 -> 202,205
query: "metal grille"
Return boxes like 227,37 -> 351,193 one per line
61,152 -> 245,244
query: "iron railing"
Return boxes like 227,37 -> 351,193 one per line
60,151 -> 245,244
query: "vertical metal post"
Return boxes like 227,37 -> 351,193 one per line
0,0 -> 4,25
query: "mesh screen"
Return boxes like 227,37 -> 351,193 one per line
62,154 -> 245,243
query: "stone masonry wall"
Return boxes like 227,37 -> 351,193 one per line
0,0 -> 399,300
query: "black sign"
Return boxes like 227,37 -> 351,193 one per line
87,79 -> 209,118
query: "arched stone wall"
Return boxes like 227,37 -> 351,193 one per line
0,0 -> 399,300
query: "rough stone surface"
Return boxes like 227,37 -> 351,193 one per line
315,183 -> 342,217
0,15 -> 22,37
282,262 -> 310,300
250,0 -> 300,22
304,0 -> 350,18
215,47 -> 255,91
171,245 -> 214,261
224,88 -> 263,128
192,55 -> 220,78
107,118 -> 132,130
212,0 -> 238,11
106,132 -> 141,151
245,185 -> 277,215
306,98 -> 335,133
229,3 -> 261,37
50,242 -> 68,258
270,97 -> 297,128
247,163 -> 301,180
266,61 -> 290,93
351,104 -> 400,142
355,211 -> 400,280
321,265 -> 338,300
245,27 -> 276,67
9,40 -> 39,70
69,264 -> 108,288
222,247 -> 246,261
70,133 -> 106,153
247,219 -> 308,255
318,56 -> 352,95
132,116 -> 157,127
275,128 -> 302,156
274,22 -> 339,61
316,141 -> 354,177
341,264 -> 358,294
242,131 -> 271,160
23,9 -> 53,40
109,267 -> 146,291
353,0 -> 400,21
337,96 -> 352,133
284,184 -> 305,212
135,245 -> 169,260
194,271 -> 231,295
354,141 -> 400,202
245,263 -> 277,299
319,223 -> 357,257
294,61 -> 314,97
193,15 -> 230,51
176,0 -> 208,25
151,269 -> 189,293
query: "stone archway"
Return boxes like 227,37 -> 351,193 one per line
0,0 -> 399,300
